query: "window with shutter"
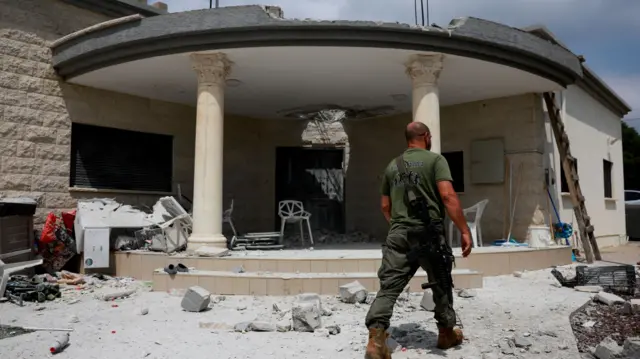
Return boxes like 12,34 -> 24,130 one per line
70,123 -> 173,192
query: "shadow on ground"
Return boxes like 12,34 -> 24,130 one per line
389,323 -> 459,356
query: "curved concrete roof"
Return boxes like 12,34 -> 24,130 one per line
52,5 -> 583,87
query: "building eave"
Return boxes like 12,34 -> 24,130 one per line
59,0 -> 165,18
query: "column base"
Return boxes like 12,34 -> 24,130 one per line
187,233 -> 229,257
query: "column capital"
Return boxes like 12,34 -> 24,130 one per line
405,54 -> 445,85
190,52 -> 232,85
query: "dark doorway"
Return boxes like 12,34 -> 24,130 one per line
275,147 -> 345,233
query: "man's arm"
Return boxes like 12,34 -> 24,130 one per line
381,195 -> 391,223
437,180 -> 472,257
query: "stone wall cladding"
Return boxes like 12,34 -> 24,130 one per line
0,0 -> 196,225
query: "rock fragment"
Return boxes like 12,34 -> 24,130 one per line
513,335 -> 532,348
594,292 -> 625,306
249,321 -> 276,332
234,322 -> 251,333
180,286 -> 211,312
292,294 -> 322,332
574,285 -> 604,293
457,289 -> 476,298
420,289 -> 435,311
276,319 -> 291,332
339,281 -> 368,303
326,325 -> 341,335
594,337 -> 622,359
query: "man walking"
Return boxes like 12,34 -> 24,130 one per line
364,122 -> 473,358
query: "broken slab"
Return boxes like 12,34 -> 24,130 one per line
595,292 -> 625,306
276,319 -> 291,332
339,280 -> 368,304
594,337 -> 623,359
420,289 -> 435,311
575,285 -> 604,293
180,286 -> 211,312
249,321 -> 276,332
292,300 -> 322,332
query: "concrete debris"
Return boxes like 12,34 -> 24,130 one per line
314,328 -> 330,337
512,334 -> 533,348
513,271 -> 524,278
137,307 -> 149,316
234,322 -> 251,333
457,289 -> 477,298
622,337 -> 640,358
365,292 -> 376,304
276,319 -> 291,332
199,322 -> 232,330
575,286 -> 604,293
499,340 -> 514,355
95,289 -> 136,301
326,325 -> 341,335
420,289 -> 435,311
292,295 -> 322,332
249,321 -> 276,332
582,320 -> 596,328
339,281 -> 368,304
272,303 -> 281,313
594,337 -> 622,359
180,286 -> 211,312
321,308 -> 333,316
594,292 -> 625,306
628,299 -> 640,313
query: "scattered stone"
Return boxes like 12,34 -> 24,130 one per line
513,335 -> 532,348
272,303 -> 281,313
68,315 -> 80,324
365,292 -> 376,304
629,299 -> 640,313
326,325 -> 341,335
582,320 -> 596,328
34,306 -> 45,311
513,271 -> 523,278
575,285 -> 604,293
594,292 -> 625,306
594,337 -> 623,359
499,340 -> 514,355
180,286 -> 211,312
622,337 -> 640,358
236,305 -> 247,311
137,307 -> 149,316
314,328 -> 330,337
622,302 -> 633,315
457,289 -> 477,298
276,319 -> 291,332
234,322 -> 251,333
231,266 -> 245,273
420,289 -> 435,311
322,308 -> 333,316
339,281 -> 368,304
292,295 -> 322,332
249,321 -> 276,332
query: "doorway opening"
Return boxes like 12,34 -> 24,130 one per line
275,147 -> 346,234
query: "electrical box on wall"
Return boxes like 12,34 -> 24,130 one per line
83,227 -> 110,269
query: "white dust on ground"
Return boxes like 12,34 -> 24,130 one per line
0,266 -> 591,359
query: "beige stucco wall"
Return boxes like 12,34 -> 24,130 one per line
545,86 -> 626,249
345,94 -> 548,242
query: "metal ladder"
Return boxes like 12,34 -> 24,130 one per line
543,92 -> 601,263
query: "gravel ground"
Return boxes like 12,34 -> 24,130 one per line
0,265 -> 592,359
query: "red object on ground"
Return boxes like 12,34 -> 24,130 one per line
111,331 -> 116,334
50,347 -> 55,353
61,210 -> 76,234
112,304 -> 118,308
40,212 -> 58,244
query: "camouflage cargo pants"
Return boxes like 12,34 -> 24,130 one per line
365,226 -> 457,329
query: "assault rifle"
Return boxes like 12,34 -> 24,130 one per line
394,156 -> 455,292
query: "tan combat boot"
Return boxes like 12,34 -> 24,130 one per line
364,327 -> 392,359
436,327 -> 464,350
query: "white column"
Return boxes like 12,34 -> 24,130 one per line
405,54 -> 445,153
188,52 -> 232,256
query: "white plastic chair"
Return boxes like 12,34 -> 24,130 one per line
447,199 -> 489,248
278,200 -> 313,245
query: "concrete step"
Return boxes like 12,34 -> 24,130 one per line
152,268 -> 483,295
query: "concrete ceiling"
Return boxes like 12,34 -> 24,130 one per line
69,46 -> 562,119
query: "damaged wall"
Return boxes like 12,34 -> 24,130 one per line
344,94 -> 548,242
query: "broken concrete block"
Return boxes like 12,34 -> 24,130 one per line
595,291 -> 625,306
457,289 -> 476,298
594,337 -> 623,359
292,301 -> 322,332
622,337 -> 640,358
339,280 -> 368,303
180,286 -> 211,312
276,319 -> 291,332
314,328 -> 330,337
137,307 -> 149,316
575,285 -> 604,293
420,289 -> 435,311
513,335 -> 532,348
326,325 -> 341,335
249,321 -> 276,332
630,299 -> 640,313
234,322 -> 251,332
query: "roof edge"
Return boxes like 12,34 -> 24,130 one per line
59,0 -> 165,18
524,25 -> 631,118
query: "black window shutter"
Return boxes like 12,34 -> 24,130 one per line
70,123 -> 173,192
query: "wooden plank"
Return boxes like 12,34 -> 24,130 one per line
543,92 -> 601,262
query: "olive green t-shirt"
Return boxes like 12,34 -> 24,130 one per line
380,148 -> 453,229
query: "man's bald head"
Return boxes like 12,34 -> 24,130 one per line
405,122 -> 430,142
